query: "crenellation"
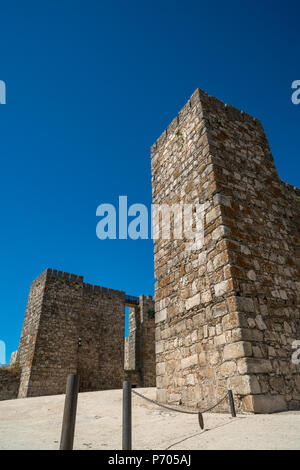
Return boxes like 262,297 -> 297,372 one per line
83,282 -> 93,292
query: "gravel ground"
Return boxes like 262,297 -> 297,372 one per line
0,387 -> 299,450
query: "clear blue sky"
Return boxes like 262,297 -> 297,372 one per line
0,0 -> 299,361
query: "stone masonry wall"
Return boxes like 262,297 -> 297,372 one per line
18,268 -> 126,397
139,296 -> 156,387
125,307 -> 138,371
124,296 -> 156,387
0,367 -> 21,401
124,337 -> 130,370
151,88 -> 300,413
16,268 -> 155,399
17,270 -> 48,398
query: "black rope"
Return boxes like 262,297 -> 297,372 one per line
132,389 -> 229,415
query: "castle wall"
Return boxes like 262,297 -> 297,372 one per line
18,269 -> 126,397
90,284 -> 125,390
0,367 -> 20,401
16,268 -> 154,399
151,88 -> 300,413
17,270 -> 48,398
199,91 -> 300,412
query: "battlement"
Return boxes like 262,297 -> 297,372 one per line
47,268 -> 84,283
32,268 -> 126,297
82,283 -> 125,297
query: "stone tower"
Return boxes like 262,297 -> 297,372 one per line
16,268 -> 155,398
151,89 -> 300,413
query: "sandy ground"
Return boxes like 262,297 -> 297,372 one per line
0,387 -> 299,450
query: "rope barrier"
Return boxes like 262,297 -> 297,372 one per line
132,389 -> 229,415
123,382 -> 236,449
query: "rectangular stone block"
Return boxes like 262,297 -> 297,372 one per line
223,341 -> 252,360
237,358 -> 273,375
185,294 -> 201,310
156,362 -> 166,375
228,374 -> 261,395
242,394 -> 288,413
155,308 -> 168,323
181,354 -> 199,369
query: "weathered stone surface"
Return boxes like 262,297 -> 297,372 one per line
185,294 -> 201,310
295,376 -> 300,392
214,280 -> 230,297
220,361 -> 237,376
181,354 -> 199,369
237,358 -> 273,375
155,308 -> 167,323
156,362 -> 166,375
0,367 -> 20,401
223,342 -> 252,361
156,388 -> 167,403
228,375 -> 261,395
255,315 -> 267,330
242,394 -> 288,413
15,269 -> 155,399
151,88 -> 300,413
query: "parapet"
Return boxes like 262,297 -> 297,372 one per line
30,268 -> 128,298
83,283 -> 125,297
48,268 -> 84,283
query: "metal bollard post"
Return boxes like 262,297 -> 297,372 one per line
228,389 -> 236,417
122,381 -> 132,450
59,374 -> 80,450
